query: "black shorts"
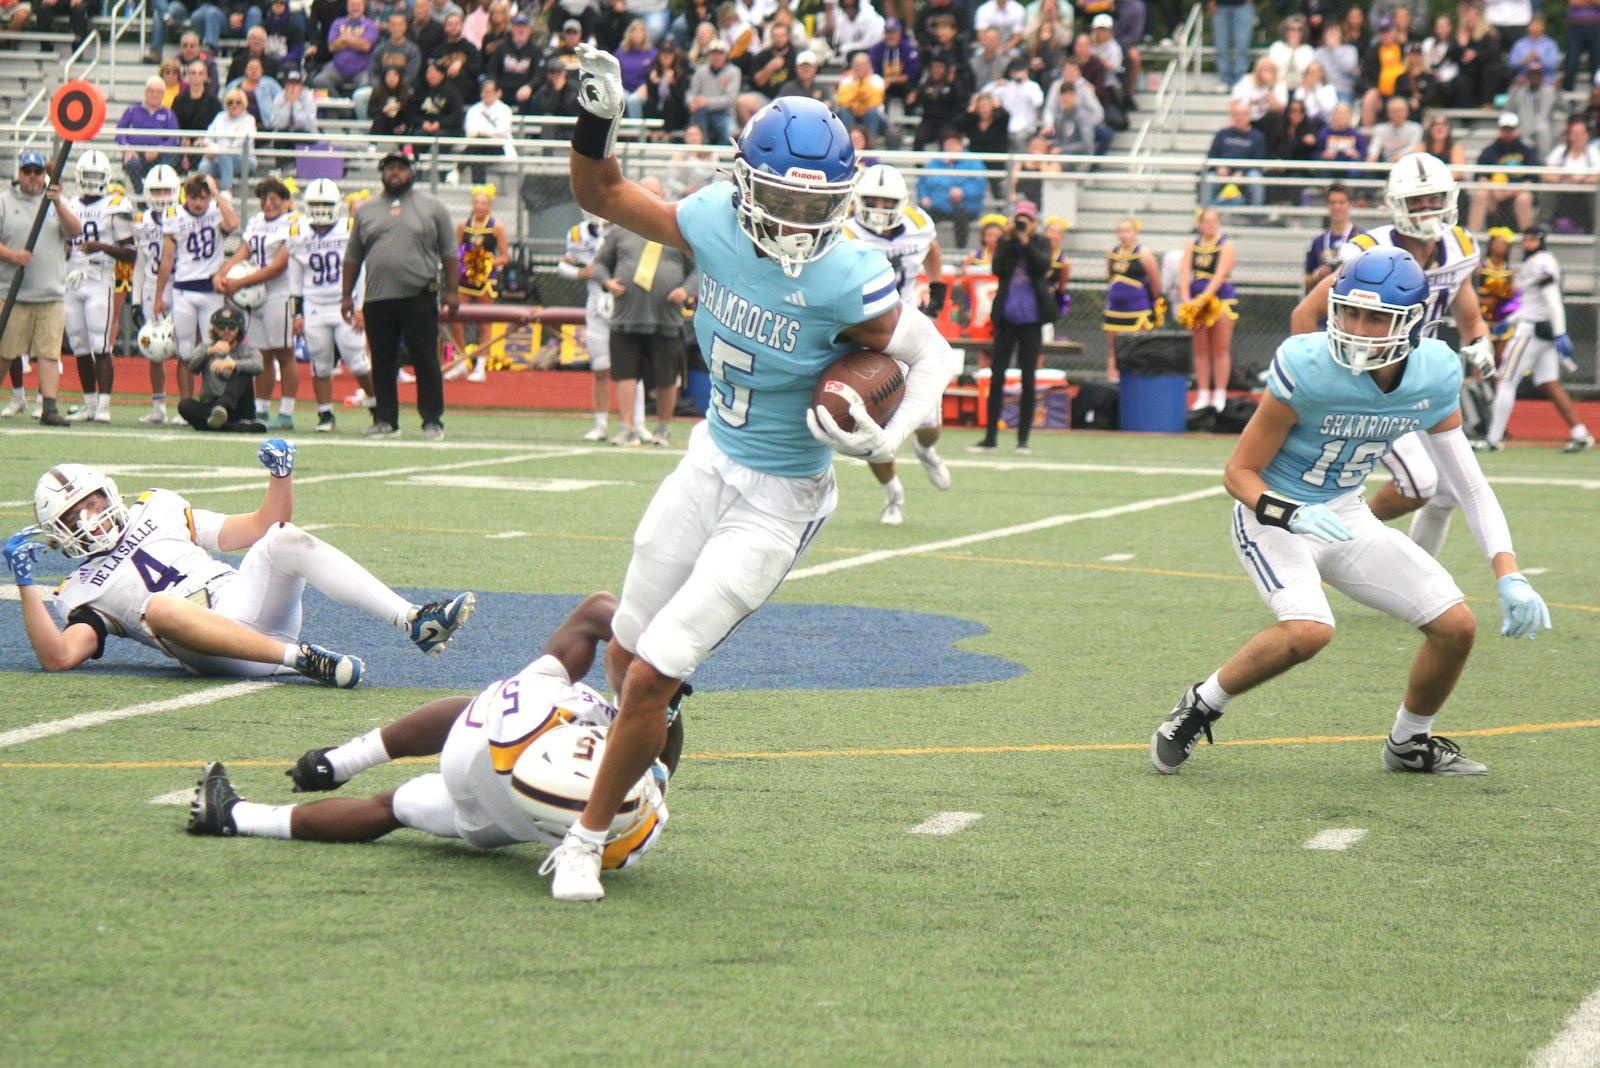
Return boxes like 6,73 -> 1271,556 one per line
609,330 -> 686,388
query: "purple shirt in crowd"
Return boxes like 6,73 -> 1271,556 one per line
328,16 -> 379,79
1002,261 -> 1041,324
115,103 -> 181,149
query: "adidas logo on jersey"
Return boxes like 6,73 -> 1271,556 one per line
784,291 -> 808,308
1412,399 -> 1431,410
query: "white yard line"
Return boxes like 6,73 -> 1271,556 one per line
0,680 -> 273,749
1531,988 -> 1600,1068
148,789 -> 195,806
908,812 -> 983,836
1302,828 -> 1368,851
788,486 -> 1233,580
1101,553 -> 1136,562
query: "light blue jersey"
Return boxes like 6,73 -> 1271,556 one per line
676,183 -> 899,477
1263,333 -> 1462,503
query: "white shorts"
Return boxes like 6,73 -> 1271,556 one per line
394,711 -> 663,869
64,279 -> 115,356
1230,493 -> 1463,629
1501,322 -> 1562,387
585,303 -> 610,370
613,420 -> 837,680
302,302 -> 370,377
156,523 -> 308,677
247,288 -> 294,350
173,288 -> 225,363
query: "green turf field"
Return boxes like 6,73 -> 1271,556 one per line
1,414 -> 1596,1066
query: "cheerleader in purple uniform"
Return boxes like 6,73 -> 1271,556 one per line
1178,208 -> 1238,411
1102,218 -> 1162,383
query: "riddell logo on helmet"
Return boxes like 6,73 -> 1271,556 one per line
786,167 -> 826,181
1347,288 -> 1381,303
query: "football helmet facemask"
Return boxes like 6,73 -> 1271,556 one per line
1383,153 -> 1459,242
144,164 -> 181,212
854,163 -> 908,235
1328,246 -> 1429,374
76,150 -> 112,198
303,178 -> 341,225
34,464 -> 129,558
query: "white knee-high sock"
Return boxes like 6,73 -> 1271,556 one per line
265,525 -> 413,629
231,801 -> 294,838
326,728 -> 391,782
1408,499 -> 1455,559
1486,377 -> 1518,444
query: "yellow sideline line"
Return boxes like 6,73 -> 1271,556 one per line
4,718 -> 1599,771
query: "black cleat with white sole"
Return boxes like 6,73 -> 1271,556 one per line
1382,733 -> 1487,775
1151,684 -> 1223,774
286,747 -> 342,793
187,761 -> 242,836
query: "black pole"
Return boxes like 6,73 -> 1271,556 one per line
0,138 -> 75,346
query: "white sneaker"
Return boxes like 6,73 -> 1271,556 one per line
169,413 -> 187,425
465,369 -> 487,382
396,368 -> 417,384
1189,390 -> 1211,412
539,836 -> 604,901
138,405 -> 167,425
64,405 -> 93,422
880,494 -> 904,525
581,425 -> 609,442
612,427 -> 643,448
0,396 -> 24,418
914,443 -> 951,491
31,397 -> 43,418
93,409 -> 113,424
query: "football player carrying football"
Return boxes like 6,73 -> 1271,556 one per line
536,46 -> 954,901
1152,246 -> 1550,779
185,592 -> 685,883
4,441 -> 476,685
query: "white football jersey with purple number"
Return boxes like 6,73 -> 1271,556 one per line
1340,225 -> 1479,335
50,489 -> 236,654
162,202 -> 228,283
66,192 -> 135,283
286,216 -> 353,306
243,209 -> 295,297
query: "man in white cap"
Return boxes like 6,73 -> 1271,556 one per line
1467,113 -> 1539,231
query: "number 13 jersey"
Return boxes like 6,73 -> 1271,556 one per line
50,489 -> 236,654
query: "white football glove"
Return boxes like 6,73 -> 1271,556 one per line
806,392 -> 899,464
575,44 -> 626,120
1460,334 -> 1495,379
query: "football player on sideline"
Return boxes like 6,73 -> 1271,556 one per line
1475,226 -> 1595,454
1152,246 -> 1550,779
841,163 -> 953,525
286,179 -> 380,433
538,46 -> 954,901
62,151 -> 136,424
216,177 -> 299,430
1292,155 -> 1491,557
185,592 -> 685,886
3,442 -> 477,685
153,173 -> 239,385
133,165 -> 183,424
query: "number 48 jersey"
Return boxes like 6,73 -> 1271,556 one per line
161,201 -> 228,284
1262,333 -> 1462,504
50,490 -> 237,655
286,217 -> 352,306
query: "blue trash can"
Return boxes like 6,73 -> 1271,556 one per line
1118,373 -> 1188,433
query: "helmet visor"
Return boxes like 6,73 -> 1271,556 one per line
746,169 -> 853,228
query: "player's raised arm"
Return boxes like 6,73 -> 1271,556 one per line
569,44 -> 688,253
215,440 -> 296,551
539,592 -> 619,683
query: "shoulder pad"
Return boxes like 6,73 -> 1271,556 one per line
1352,233 -> 1378,250
135,490 -> 156,503
289,218 -> 300,237
903,205 -> 932,229
1452,226 -> 1476,256
568,224 -> 583,241
841,223 -> 862,240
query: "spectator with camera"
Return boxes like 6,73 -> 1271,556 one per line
969,202 -> 1052,455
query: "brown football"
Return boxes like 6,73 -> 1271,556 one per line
812,350 -> 906,433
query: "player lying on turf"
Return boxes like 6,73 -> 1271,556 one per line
186,592 -> 686,880
1152,246 -> 1550,778
3,441 -> 475,687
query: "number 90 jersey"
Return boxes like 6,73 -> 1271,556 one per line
50,490 -> 236,655
161,201 -> 228,284
1262,333 -> 1462,504
286,216 -> 353,306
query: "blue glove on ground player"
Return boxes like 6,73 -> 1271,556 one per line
806,397 -> 897,464
4,527 -> 49,587
259,438 -> 295,478
1497,573 -> 1551,640
1555,334 -> 1574,359
1286,503 -> 1352,543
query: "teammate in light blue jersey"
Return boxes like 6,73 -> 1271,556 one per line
1152,246 -> 1550,779
540,45 -> 954,901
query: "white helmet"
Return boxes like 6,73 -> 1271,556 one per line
225,262 -> 266,310
137,315 -> 176,362
76,150 -> 112,197
144,164 -> 181,211
34,464 -> 129,558
854,163 -> 909,235
303,178 -> 341,225
510,723 -> 668,868
1383,153 -> 1459,242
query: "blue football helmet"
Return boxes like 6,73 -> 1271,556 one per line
1328,245 -> 1428,374
731,97 -> 858,277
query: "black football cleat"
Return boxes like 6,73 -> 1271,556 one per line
286,747 -> 342,793
187,762 -> 242,836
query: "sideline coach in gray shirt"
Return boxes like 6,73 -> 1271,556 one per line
342,149 -> 459,440
0,150 -> 83,427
